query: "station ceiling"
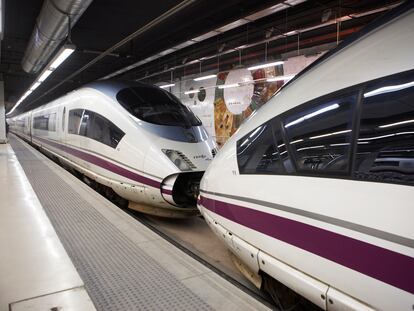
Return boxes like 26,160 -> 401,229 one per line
1,0 -> 402,115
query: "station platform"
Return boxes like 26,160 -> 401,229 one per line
1,135 -> 270,311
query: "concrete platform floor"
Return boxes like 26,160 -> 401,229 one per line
0,143 -> 96,311
3,136 -> 272,311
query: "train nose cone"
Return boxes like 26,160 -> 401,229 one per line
161,172 -> 204,208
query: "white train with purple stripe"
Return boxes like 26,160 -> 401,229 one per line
198,3 -> 414,310
9,81 -> 216,218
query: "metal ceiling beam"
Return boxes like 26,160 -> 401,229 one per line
11,0 -> 198,115
134,3 -> 397,82
101,0 -> 308,80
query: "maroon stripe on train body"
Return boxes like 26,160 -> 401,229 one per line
161,188 -> 173,195
199,195 -> 414,295
33,136 -> 161,189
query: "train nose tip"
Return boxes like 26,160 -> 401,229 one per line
161,172 -> 204,208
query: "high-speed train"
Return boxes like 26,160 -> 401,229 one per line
9,81 -> 217,217
198,3 -> 414,311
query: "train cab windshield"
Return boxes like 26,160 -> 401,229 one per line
117,86 -> 202,128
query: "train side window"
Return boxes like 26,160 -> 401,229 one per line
79,110 -> 93,137
33,115 -> 50,130
271,119 -> 295,174
62,107 -> 66,131
81,110 -> 125,148
48,113 -> 57,132
237,122 -> 287,174
355,73 -> 414,185
68,109 -> 84,134
282,94 -> 357,174
117,86 -> 201,127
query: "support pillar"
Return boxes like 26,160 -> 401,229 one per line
0,81 -> 6,143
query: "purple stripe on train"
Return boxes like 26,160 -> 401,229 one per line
199,195 -> 414,295
161,188 -> 173,195
34,136 -> 161,189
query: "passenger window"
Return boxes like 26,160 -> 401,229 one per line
272,120 -> 295,174
355,74 -> 414,185
48,113 -> 57,132
237,122 -> 288,174
78,110 -> 125,148
33,114 -> 52,131
68,109 -> 84,134
79,110 -> 93,137
117,86 -> 201,127
62,107 -> 66,131
89,114 -> 111,146
283,94 -> 357,173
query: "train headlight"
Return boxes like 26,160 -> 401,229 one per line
162,149 -> 196,171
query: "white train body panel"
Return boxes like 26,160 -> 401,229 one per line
199,4 -> 414,310
10,82 -> 216,215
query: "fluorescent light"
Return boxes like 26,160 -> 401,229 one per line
38,69 -> 53,82
364,81 -> 414,98
267,75 -> 295,82
290,139 -> 303,144
249,126 -> 263,138
218,83 -> 239,89
358,131 -> 414,141
378,119 -> 414,129
50,46 -> 76,69
239,139 -> 249,148
248,61 -> 284,71
310,129 -> 351,140
285,103 -> 339,128
30,82 -> 41,91
194,74 -> 217,81
159,83 -> 175,89
185,89 -> 200,95
297,145 -> 325,152
330,142 -> 369,146
24,90 -> 33,97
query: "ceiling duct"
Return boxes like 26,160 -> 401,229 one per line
21,0 -> 93,74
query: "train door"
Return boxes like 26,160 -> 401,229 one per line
29,112 -> 32,143
61,106 -> 67,145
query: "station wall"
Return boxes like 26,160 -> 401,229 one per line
163,53 -> 322,147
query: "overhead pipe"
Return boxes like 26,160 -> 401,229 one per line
21,0 -> 93,74
15,0 -> 197,113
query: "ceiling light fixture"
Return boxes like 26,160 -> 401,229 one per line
248,60 -> 284,71
159,83 -> 175,89
378,119 -> 414,129
38,69 -> 53,82
30,82 -> 41,91
218,83 -> 240,89
184,89 -> 200,95
364,81 -> 414,98
194,74 -> 217,81
285,103 -> 339,128
49,45 -> 76,69
310,129 -> 351,140
7,44 -> 76,116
